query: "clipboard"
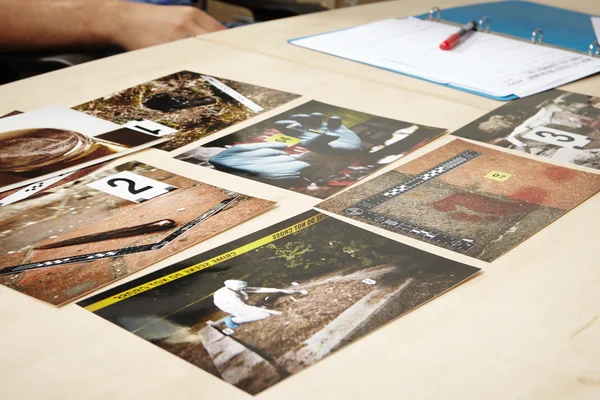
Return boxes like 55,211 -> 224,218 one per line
289,1 -> 600,101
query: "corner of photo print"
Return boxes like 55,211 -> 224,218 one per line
0,160 -> 274,306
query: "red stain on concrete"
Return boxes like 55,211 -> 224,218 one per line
544,166 -> 576,181
510,187 -> 548,205
449,212 -> 483,222
433,192 -> 536,217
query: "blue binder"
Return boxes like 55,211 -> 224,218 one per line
289,1 -> 600,101
416,1 -> 599,55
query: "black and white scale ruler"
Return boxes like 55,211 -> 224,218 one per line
0,196 -> 238,275
344,150 -> 481,252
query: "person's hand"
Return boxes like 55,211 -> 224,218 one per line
209,142 -> 311,181
110,3 -> 225,50
273,113 -> 362,156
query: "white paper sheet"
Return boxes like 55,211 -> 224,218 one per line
592,16 -> 600,43
291,17 -> 600,98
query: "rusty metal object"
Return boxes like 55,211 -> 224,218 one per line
35,219 -> 176,250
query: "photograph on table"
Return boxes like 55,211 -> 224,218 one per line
453,89 -> 600,170
74,71 -> 301,151
78,211 -> 480,395
176,100 -> 446,199
0,161 -> 274,306
317,139 -> 600,262
0,107 -> 166,193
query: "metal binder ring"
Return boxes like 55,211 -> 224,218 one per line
589,41 -> 600,57
428,6 -> 441,20
478,17 -> 490,32
531,28 -> 543,44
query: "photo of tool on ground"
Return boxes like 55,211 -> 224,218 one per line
0,161 -> 274,306
453,89 -> 600,170
78,211 -> 479,395
176,100 -> 446,199
74,71 -> 301,151
317,139 -> 600,262
0,107 -> 162,193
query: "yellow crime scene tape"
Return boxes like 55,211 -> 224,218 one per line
85,213 -> 328,312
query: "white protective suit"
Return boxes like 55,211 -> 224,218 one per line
213,280 -> 293,325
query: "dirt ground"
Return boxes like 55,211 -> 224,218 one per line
229,277 -> 375,360
148,259 -> 477,395
159,341 -> 220,378
74,71 -> 300,151
156,266 -> 384,386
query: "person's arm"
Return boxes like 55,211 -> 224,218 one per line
0,0 -> 225,52
244,287 -> 295,294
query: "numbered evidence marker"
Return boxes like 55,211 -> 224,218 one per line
87,171 -> 177,203
264,133 -> 303,147
523,127 -> 592,149
484,170 -> 512,182
122,119 -> 178,137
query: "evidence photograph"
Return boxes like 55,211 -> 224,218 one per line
79,211 -> 479,395
317,139 -> 600,262
74,71 -> 301,151
176,100 -> 446,199
0,107 -> 164,192
452,89 -> 600,170
0,161 -> 274,306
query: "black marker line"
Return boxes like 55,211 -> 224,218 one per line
353,150 -> 481,209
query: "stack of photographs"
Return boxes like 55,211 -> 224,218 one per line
0,107 -> 165,193
0,71 -> 301,206
4,69 -> 600,397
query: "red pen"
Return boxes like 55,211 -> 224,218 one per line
439,20 -> 477,50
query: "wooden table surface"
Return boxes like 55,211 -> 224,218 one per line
1,4 -> 599,400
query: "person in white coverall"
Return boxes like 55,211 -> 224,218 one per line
213,280 -> 295,329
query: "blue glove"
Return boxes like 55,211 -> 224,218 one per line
273,113 -> 362,156
209,142 -> 311,181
